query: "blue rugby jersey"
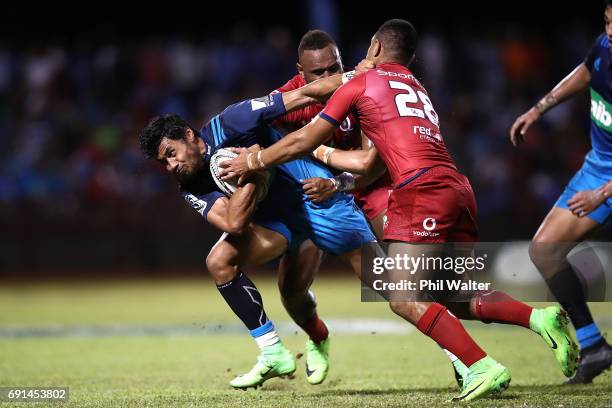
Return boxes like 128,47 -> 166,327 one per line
584,33 -> 612,175
180,93 -> 339,219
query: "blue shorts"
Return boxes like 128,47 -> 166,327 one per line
254,193 -> 376,255
555,161 -> 612,224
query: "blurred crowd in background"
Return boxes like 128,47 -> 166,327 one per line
1,3 -> 609,273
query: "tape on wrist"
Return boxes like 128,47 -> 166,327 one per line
256,150 -> 266,169
322,147 -> 335,165
246,153 -> 255,170
333,172 -> 355,192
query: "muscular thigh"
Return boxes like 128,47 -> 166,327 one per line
278,239 -> 323,293
221,223 -> 289,267
534,207 -> 600,243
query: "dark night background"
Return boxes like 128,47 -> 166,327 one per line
1,1 -> 609,275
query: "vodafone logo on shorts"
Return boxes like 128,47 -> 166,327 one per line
422,218 -> 436,231
413,217 -> 440,237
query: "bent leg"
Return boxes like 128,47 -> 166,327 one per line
205,224 -> 287,335
278,239 -> 328,342
205,224 -> 296,388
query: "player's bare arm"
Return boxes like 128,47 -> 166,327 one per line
567,179 -> 612,217
314,143 -> 384,175
304,132 -> 386,202
281,74 -> 344,112
206,181 -> 260,235
219,116 -> 337,180
510,64 -> 591,146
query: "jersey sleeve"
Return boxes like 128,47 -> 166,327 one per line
273,106 -> 313,131
319,74 -> 365,127
181,190 -> 224,220
584,34 -> 605,72
219,92 -> 287,136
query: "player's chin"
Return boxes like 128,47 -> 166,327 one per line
174,168 -> 197,184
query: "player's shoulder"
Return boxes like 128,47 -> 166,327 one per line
179,169 -> 218,197
593,33 -> 609,50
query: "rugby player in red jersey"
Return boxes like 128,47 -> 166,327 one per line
266,29 -> 387,386
276,29 -> 469,385
274,30 -> 390,238
221,19 -> 579,401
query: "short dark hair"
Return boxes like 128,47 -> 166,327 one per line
606,0 -> 612,6
139,113 -> 197,159
375,19 -> 418,65
297,29 -> 336,59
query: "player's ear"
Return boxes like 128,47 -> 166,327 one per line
372,38 -> 382,59
296,62 -> 304,78
185,128 -> 195,142
366,36 -> 381,61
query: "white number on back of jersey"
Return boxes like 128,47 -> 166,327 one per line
389,80 -> 439,127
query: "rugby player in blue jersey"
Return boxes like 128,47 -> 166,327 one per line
510,0 -> 612,384
139,74 -> 377,389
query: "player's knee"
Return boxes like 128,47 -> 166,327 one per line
529,240 -> 561,266
205,250 -> 236,283
278,276 -> 310,298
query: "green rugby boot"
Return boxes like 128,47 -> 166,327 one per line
230,342 -> 296,389
452,358 -> 469,390
305,337 -> 330,385
529,306 -> 579,378
453,356 -> 511,402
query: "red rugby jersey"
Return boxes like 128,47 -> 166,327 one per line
320,63 -> 456,186
273,74 -> 361,149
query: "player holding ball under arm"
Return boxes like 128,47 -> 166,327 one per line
220,19 -> 580,402
139,73 -> 377,390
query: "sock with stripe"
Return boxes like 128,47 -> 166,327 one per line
576,322 -> 604,352
216,272 -> 280,346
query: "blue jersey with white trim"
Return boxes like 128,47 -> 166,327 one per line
584,33 -> 612,175
181,92 -> 340,219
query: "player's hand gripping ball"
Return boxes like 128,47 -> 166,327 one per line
210,148 -> 269,202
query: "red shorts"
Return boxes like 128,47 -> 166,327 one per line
383,166 -> 479,243
353,174 -> 392,220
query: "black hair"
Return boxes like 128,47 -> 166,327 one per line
375,19 -> 418,66
139,113 -> 197,159
606,0 -> 612,6
297,29 -> 336,59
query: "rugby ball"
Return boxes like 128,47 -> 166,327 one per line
210,148 -> 239,196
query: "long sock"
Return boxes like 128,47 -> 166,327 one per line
472,290 -> 532,328
544,265 -> 606,351
301,313 -> 329,344
417,303 -> 486,367
545,265 -> 594,327
217,272 -> 280,349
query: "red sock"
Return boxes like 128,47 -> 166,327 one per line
473,291 -> 532,328
417,303 -> 486,367
302,314 -> 329,344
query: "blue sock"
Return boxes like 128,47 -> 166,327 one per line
216,271 -> 269,331
250,321 -> 280,350
576,323 -> 603,350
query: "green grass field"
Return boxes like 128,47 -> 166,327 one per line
1,274 -> 611,407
